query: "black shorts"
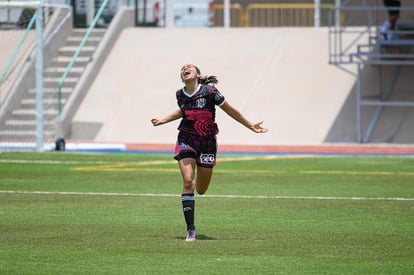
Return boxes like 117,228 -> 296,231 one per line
174,131 -> 217,168
383,0 -> 401,16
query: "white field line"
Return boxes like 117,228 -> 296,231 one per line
0,190 -> 413,201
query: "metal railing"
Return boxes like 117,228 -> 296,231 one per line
214,3 -> 335,27
213,3 -> 243,27
57,0 -> 110,118
329,5 -> 414,66
245,3 -> 334,27
328,3 -> 414,143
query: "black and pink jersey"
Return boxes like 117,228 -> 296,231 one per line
176,84 -> 225,136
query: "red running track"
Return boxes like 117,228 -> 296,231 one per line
125,143 -> 414,156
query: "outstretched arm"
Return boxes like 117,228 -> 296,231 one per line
151,109 -> 182,126
220,101 -> 268,133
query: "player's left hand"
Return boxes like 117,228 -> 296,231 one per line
251,121 -> 268,133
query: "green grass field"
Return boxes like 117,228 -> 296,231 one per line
1,152 -> 413,274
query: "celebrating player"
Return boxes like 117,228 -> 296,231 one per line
151,64 -> 268,242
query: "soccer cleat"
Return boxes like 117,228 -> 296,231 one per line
185,229 -> 196,242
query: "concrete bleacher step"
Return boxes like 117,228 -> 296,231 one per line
11,109 -> 58,120
30,81 -> 78,89
28,87 -> 72,93
58,46 -> 96,58
3,120 -> 56,132
12,109 -> 58,115
0,27 -> 106,143
73,28 -> 106,37
45,66 -> 84,73
42,77 -> 79,88
54,56 -> 90,67
44,67 -> 83,78
21,98 -> 67,107
5,120 -> 55,126
0,130 -> 56,140
42,76 -> 79,82
26,88 -> 72,99
66,36 -> 101,47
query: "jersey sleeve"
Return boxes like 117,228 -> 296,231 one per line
211,86 -> 225,106
176,89 -> 183,108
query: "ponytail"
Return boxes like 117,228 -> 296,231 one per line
194,65 -> 218,85
199,75 -> 219,85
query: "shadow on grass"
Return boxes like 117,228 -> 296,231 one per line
175,234 -> 216,241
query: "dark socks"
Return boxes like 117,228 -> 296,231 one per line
182,193 -> 195,230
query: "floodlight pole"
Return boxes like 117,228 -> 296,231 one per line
86,0 -> 95,26
35,3 -> 44,151
314,0 -> 320,27
224,0 -> 230,28
166,0 -> 174,28
335,0 -> 340,28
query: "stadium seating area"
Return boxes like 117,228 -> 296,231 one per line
69,8 -> 414,145
1,3 -> 414,149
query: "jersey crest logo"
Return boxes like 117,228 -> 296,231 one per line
196,98 -> 206,108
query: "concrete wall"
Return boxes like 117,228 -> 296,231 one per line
325,65 -> 414,144
68,9 -> 414,146
71,27 -> 360,145
0,8 -> 73,122
61,6 -> 135,138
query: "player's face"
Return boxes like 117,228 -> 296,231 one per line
181,64 -> 199,82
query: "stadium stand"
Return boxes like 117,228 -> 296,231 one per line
328,1 -> 414,143
1,2 -> 414,151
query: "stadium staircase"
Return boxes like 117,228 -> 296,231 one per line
329,2 -> 414,143
0,28 -> 105,142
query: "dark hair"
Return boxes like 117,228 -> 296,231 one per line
195,66 -> 218,85
199,75 -> 218,85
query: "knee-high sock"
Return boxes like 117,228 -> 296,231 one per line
182,193 -> 195,230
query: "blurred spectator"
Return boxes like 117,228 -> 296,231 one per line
380,0 -> 401,40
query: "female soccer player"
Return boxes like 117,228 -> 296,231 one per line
151,64 -> 268,242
